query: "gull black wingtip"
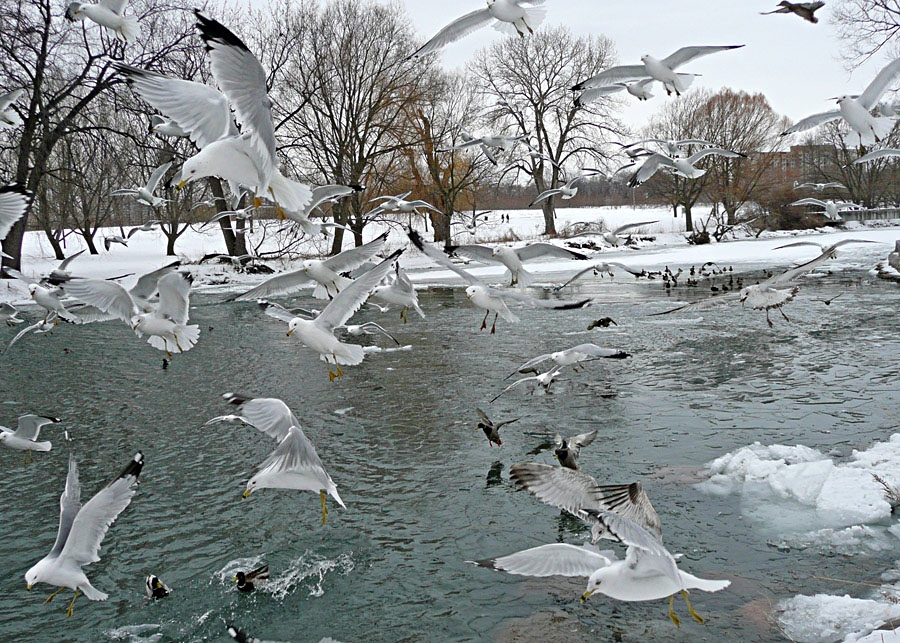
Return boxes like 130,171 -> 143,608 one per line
407,228 -> 425,251
224,392 -> 252,406
116,451 -> 145,481
468,558 -> 498,570
194,9 -> 249,53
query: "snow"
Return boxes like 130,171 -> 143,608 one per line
1,205 -> 898,306
777,593 -> 900,643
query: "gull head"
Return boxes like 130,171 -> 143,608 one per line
175,157 -> 204,190
24,565 -> 40,591
131,313 -> 147,331
242,480 -> 257,499
581,569 -> 606,603
300,259 -> 316,271
738,285 -> 752,306
287,318 -> 301,337
28,284 -> 38,298
465,285 -> 479,300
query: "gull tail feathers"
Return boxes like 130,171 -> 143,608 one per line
313,276 -> 352,300
323,342 -> 366,366
118,15 -> 141,44
412,302 -> 426,319
673,74 -> 698,94
31,440 -> 52,452
680,573 -> 730,593
79,582 -> 108,601
329,485 -> 346,509
269,172 -> 313,214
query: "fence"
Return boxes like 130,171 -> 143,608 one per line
839,208 -> 900,223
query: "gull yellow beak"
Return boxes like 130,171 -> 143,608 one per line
466,294 -> 472,300
286,329 -> 293,336
176,180 -> 187,191
580,590 -> 594,603
232,576 -> 239,583
242,488 -> 252,499
27,584 -> 32,591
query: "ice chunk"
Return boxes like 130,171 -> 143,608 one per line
778,593 -> 900,643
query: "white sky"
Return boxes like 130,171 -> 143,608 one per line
401,0 -> 890,130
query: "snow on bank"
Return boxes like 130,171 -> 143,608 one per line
777,593 -> 900,643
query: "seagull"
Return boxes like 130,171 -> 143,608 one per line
651,239 -> 878,326
439,131 -> 529,166
259,250 -> 403,380
853,148 -> 900,165
233,564 -> 269,592
370,264 -> 425,323
243,427 -> 347,524
529,172 -> 600,207
761,1 -> 825,23
409,230 -> 589,333
576,79 -> 655,106
628,149 -> 746,187
572,46 -> 744,96
788,198 -> 860,220
149,114 -> 187,138
2,317 -> 56,356
304,184 -> 364,216
144,575 -> 171,599
492,463 -> 730,626
41,250 -> 87,286
445,242 -> 588,287
0,89 -> 24,130
62,261 -> 180,324
0,414 -> 58,464
793,181 -> 846,191
126,220 -> 161,239
26,283 -> 77,323
114,12 -> 313,219
408,0 -> 548,59
554,431 -> 597,470
64,0 -> 140,43
491,365 -> 565,402
104,235 -> 128,251
0,184 -> 33,253
476,408 -> 520,447
111,162 -> 172,208
509,344 -> 630,378
783,57 -> 900,147
343,321 -> 401,345
596,221 -> 660,247
369,192 -> 442,217
623,138 -> 715,159
60,270 -> 200,356
554,262 -> 645,290
230,232 -> 388,301
0,302 -> 24,326
25,451 -> 144,617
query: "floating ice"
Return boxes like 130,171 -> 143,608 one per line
777,593 -> 900,643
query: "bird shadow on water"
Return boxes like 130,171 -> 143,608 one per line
485,461 -> 504,488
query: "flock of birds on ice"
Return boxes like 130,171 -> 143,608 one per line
0,1 -> 897,640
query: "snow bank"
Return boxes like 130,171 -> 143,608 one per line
777,594 -> 900,643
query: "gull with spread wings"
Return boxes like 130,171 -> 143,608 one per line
445,241 -> 588,287
0,414 -> 59,464
110,161 -> 172,208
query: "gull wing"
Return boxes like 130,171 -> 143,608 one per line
195,11 -> 277,183
648,291 -> 740,316
252,427 -> 335,499
231,269 -> 313,302
859,57 -> 900,110
783,110 -> 842,135
628,154 -> 670,186
99,0 -> 127,15
55,249 -> 86,274
510,352 -> 553,376
408,230 -> 482,287
789,198 -> 827,207
145,161 -> 172,194
573,65 -> 648,90
47,454 -> 82,559
606,262 -> 645,277
58,452 -> 143,567
497,288 -> 590,310
223,394 -> 297,442
153,271 -> 192,325
352,321 -> 400,345
0,184 -> 33,240
678,138 -> 715,146
854,148 -> 900,164
576,85 -> 625,105
315,249 -> 403,331
490,375 -> 541,403
613,220 -> 659,236
2,320 -> 43,356
471,543 -> 614,578
445,244 -> 498,264
529,189 -> 562,206
115,64 -> 236,149
130,261 -> 181,302
687,148 -> 745,164
14,414 -> 58,440
258,300 -> 298,324
59,278 -> 138,323
322,232 -> 388,273
110,189 -> 140,197
554,265 -> 602,291
408,8 -> 494,59
306,184 -> 356,213
567,344 -> 628,359
0,88 -> 25,111
768,239 -> 877,286
516,243 -> 588,261
774,241 -> 825,251
661,45 -> 744,70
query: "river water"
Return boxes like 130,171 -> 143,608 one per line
1,266 -> 898,642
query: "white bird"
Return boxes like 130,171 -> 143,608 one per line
445,242 -> 588,287
597,221 -> 660,247
65,0 -> 141,43
103,235 -> 128,251
369,192 -> 442,216
783,57 -> 900,147
652,239 -> 878,326
208,393 -> 344,524
0,414 -> 58,463
0,89 -> 25,130
370,264 -> 425,323
576,79 -> 655,106
303,184 -> 363,216
529,172 -> 600,207
0,184 -> 33,252
42,250 -> 87,286
853,147 -> 900,165
409,230 -> 589,333
408,0 -> 547,59
493,463 -> 730,626
0,302 -> 24,326
553,431 -> 598,470
60,270 -> 200,356
149,114 -> 188,138
115,12 -> 312,218
63,261 -> 181,323
2,317 -> 56,356
624,138 -> 715,159
25,451 -> 144,617
126,220 -> 161,239
628,149 -> 746,187
573,45 -> 744,96
243,426 -> 346,524
343,321 -> 400,345
111,162 -> 172,208
793,181 -> 847,191
4,269 -> 77,322
440,131 -> 529,166
788,198 -> 860,220
260,250 -> 403,380
491,365 -> 565,402
554,262 -> 645,290
510,344 -> 630,378
231,232 -> 388,301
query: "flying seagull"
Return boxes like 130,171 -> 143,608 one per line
573,45 -> 744,96
65,0 -> 140,43
0,89 -> 25,130
788,198 -> 860,220
761,1 -> 825,24
0,414 -> 59,464
408,1 -> 547,59
509,344 -> 630,378
529,172 -> 600,207
554,262 -> 645,290
491,365 -> 565,402
110,161 -> 172,208
445,242 -> 588,287
783,57 -> 900,147
0,184 -> 33,255
793,181 -> 846,191
628,149 -> 746,187
440,131 -> 529,166
623,138 -> 715,159
149,114 -> 188,138
371,264 -> 426,322
25,451 -> 144,617
576,79 -> 655,106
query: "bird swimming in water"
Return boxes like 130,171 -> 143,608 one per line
144,575 -> 170,599
234,564 -> 269,592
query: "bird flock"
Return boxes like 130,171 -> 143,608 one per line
0,0 -> 897,639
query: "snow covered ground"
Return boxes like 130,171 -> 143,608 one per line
2,204 -> 898,306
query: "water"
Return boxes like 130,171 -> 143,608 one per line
1,268 -> 898,642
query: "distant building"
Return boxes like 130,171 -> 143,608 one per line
750,144 -> 838,187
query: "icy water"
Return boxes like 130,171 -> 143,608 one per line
1,267 -> 898,642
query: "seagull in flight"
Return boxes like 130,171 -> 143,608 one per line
0,184 -> 33,257
0,414 -> 58,464
408,1 -> 547,60
576,79 -> 655,107
628,149 -> 746,187
0,89 -> 25,130
788,198 -> 860,220
529,171 -> 601,207
111,161 -> 172,208
554,262 -> 645,290
445,241 -> 588,287
572,45 -> 744,97
793,181 -> 847,191
65,0 -> 141,43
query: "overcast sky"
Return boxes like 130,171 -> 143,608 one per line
400,1 -> 889,131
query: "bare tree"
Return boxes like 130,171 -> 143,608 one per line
471,26 -> 621,235
833,1 -> 900,63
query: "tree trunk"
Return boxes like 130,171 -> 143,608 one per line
45,231 -> 65,260
81,231 -> 99,255
684,204 -> 693,233
166,233 -> 177,256
541,201 -> 556,236
351,218 -> 364,247
431,211 -> 450,243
